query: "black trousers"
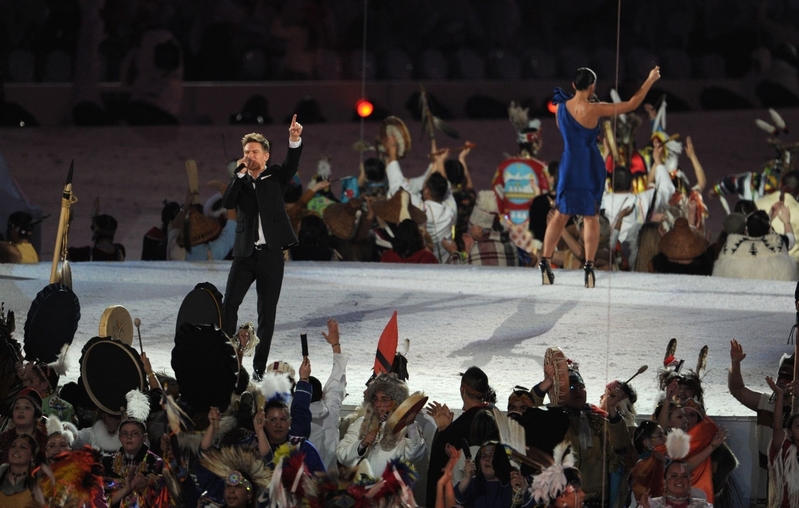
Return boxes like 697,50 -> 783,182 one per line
223,246 -> 285,372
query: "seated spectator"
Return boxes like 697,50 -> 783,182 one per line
422,171 -> 456,262
0,211 -> 39,263
443,191 -> 519,266
168,191 -> 236,261
141,200 -> 180,260
713,204 -> 797,280
445,154 -> 476,252
650,218 -> 713,275
68,213 -> 126,261
290,215 -> 337,261
380,219 -> 438,264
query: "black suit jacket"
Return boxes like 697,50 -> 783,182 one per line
223,145 -> 303,257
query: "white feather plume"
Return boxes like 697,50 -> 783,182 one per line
769,108 -> 787,132
508,101 -> 530,132
261,372 -> 294,406
665,428 -> 691,461
50,343 -> 69,376
492,407 -> 526,465
610,88 -> 627,124
756,119 -> 778,136
125,389 -> 150,422
531,441 -> 576,504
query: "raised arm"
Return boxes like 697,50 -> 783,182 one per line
684,136 -> 706,192
591,67 -> 661,118
767,376 -> 785,457
728,339 -> 765,411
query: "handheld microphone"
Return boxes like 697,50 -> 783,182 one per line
235,162 -> 247,172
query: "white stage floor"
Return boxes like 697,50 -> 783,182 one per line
1,261 -> 794,418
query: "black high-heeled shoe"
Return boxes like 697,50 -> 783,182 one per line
539,258 -> 555,285
584,261 -> 595,288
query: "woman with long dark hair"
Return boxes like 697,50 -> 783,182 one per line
540,65 -> 660,288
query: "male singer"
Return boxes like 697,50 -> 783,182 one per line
222,115 -> 303,378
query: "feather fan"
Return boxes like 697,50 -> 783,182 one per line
492,406 -> 526,467
531,441 -> 575,504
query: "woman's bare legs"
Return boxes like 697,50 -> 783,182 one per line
582,215 -> 598,288
582,215 -> 599,263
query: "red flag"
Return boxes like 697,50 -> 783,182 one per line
374,311 -> 398,374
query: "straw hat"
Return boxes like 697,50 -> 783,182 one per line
178,207 -> 222,247
323,199 -> 365,240
658,217 -> 707,260
371,189 -> 427,225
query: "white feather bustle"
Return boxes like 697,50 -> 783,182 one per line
531,441 -> 576,504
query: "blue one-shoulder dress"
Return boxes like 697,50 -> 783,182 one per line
552,87 -> 604,216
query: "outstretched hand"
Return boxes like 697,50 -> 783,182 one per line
729,339 -> 746,363
648,66 -> 661,83
289,114 -> 303,142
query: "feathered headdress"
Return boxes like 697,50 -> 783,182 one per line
36,447 -> 105,508
363,459 -> 419,507
531,441 -> 580,505
269,443 -> 310,507
302,462 -> 374,508
260,367 -> 294,409
121,389 -> 150,430
509,101 -> 541,146
46,414 -> 79,446
200,446 -> 271,496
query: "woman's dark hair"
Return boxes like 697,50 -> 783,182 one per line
445,159 -> 465,187
264,399 -> 290,413
391,219 -> 425,258
363,157 -> 386,183
461,366 -> 497,403
574,67 -> 597,91
633,420 -> 660,454
746,210 -> 771,237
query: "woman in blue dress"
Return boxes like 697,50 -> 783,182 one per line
540,66 -> 660,287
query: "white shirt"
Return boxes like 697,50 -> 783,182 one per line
309,352 -> 348,471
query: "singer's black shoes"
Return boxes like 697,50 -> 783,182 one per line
584,261 -> 596,288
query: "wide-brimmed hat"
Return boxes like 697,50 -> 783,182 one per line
178,207 -> 222,247
370,189 -> 426,225
323,199 -> 364,240
659,217 -> 707,261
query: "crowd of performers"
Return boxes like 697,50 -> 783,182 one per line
1,294 -> 799,508
5,93 -> 799,287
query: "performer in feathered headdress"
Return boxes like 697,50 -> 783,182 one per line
643,429 -> 712,508
491,101 -> 549,256
199,445 -> 271,508
102,389 -> 168,507
44,414 -> 78,461
531,441 -> 584,507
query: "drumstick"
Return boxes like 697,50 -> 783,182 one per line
134,318 -> 143,352
624,365 -> 648,384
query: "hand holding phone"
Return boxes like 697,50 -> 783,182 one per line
301,333 -> 309,357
